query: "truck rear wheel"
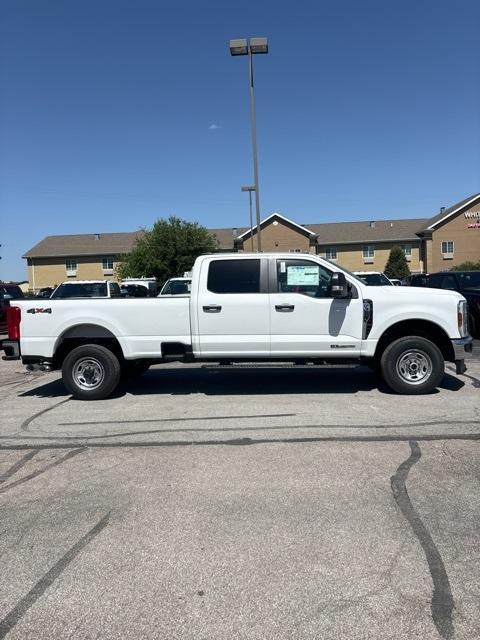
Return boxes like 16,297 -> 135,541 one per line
380,336 -> 444,395
62,344 -> 121,400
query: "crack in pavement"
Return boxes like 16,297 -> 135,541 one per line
0,512 -> 111,639
391,441 -> 455,640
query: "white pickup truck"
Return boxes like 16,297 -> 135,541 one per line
1,253 -> 473,399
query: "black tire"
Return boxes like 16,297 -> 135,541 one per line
62,344 -> 121,400
380,336 -> 444,395
121,359 -> 150,380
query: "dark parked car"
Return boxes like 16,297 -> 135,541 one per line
0,284 -> 25,334
428,271 -> 480,337
401,274 -> 430,287
120,284 -> 152,297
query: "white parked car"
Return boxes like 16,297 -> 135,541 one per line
353,271 -> 393,286
121,278 -> 158,296
2,253 -> 472,399
159,277 -> 192,296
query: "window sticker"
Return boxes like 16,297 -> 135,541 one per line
287,265 -> 319,285
280,261 -> 286,273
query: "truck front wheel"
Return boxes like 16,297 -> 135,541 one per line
380,336 -> 444,395
62,344 -> 121,400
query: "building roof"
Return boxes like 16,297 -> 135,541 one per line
237,213 -> 317,240
23,231 -> 145,258
209,227 -> 248,249
26,201 -> 471,259
417,193 -> 480,232
306,218 -> 429,245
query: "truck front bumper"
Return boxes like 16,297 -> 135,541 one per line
451,336 -> 474,374
1,339 -> 20,361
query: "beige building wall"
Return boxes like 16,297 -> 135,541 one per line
316,242 -> 422,273
27,256 -> 121,290
430,203 -> 480,272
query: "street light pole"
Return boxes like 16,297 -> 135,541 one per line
230,37 -> 268,253
247,48 -> 262,252
241,185 -> 256,251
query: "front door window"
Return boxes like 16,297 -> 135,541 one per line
277,259 -> 333,298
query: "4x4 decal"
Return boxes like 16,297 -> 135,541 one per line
27,308 -> 52,314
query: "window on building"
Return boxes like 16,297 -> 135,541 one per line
66,258 -> 77,275
441,241 -> 454,257
401,244 -> 412,258
276,259 -> 333,298
289,248 -> 302,253
325,247 -> 337,260
362,246 -> 375,259
102,256 -> 114,270
207,259 -> 260,294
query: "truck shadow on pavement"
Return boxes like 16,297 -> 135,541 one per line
19,366 -> 464,399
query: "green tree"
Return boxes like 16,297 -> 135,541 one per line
117,217 -> 218,283
384,246 -> 411,279
451,261 -> 480,271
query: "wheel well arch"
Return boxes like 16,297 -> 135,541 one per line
53,324 -> 124,368
374,319 -> 454,363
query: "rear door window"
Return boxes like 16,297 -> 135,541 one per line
441,275 -> 457,290
207,260 -> 261,294
428,274 -> 443,289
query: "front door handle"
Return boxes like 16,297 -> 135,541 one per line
275,304 -> 295,312
203,305 -> 222,313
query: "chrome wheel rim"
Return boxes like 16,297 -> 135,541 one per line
396,350 -> 432,385
73,357 -> 105,390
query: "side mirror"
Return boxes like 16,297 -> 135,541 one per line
330,272 -> 350,298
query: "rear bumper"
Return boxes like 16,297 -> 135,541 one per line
1,339 -> 20,360
451,336 -> 473,374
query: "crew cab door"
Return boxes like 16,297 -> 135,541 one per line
269,257 -> 363,356
195,257 -> 270,357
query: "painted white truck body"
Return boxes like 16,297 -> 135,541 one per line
2,253 -> 473,397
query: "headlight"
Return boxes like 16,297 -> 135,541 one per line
457,300 -> 468,337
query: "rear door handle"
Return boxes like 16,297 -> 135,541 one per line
275,304 -> 295,312
203,305 -> 222,313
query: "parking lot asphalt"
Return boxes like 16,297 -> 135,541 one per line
0,346 -> 479,639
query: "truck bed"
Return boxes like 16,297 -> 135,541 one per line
15,297 -> 191,359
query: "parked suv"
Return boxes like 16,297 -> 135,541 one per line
0,284 -> 25,334
428,271 -> 480,337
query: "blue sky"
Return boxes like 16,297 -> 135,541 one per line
1,0 -> 479,280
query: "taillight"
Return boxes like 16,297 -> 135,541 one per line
6,306 -> 21,340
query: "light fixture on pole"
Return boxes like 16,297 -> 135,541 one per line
230,37 -> 268,252
241,185 -> 256,252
